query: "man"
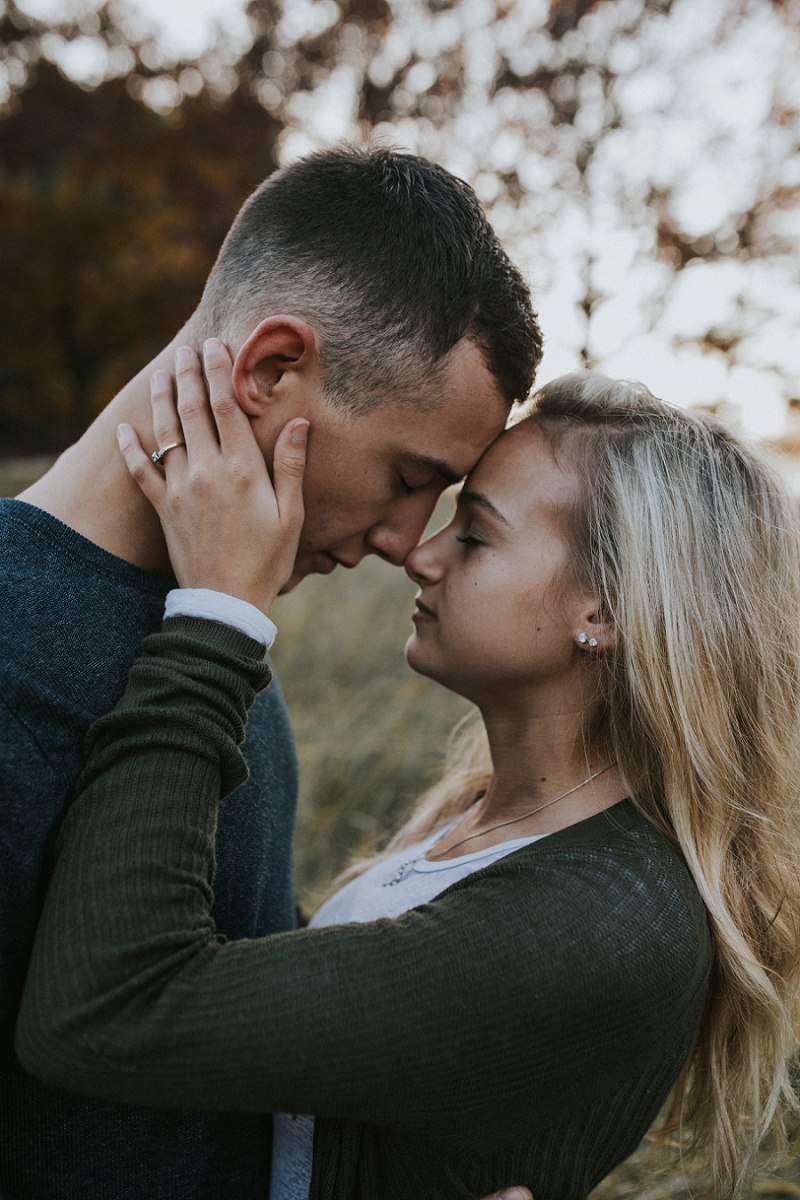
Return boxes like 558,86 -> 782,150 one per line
1,146 -> 541,1198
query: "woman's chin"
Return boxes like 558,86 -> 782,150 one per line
405,635 -> 437,682
405,638 -> 468,699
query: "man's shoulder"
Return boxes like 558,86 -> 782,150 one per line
0,498 -> 172,599
1,500 -> 170,678
0,500 -> 175,779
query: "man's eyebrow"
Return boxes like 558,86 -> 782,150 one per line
458,489 -> 511,526
406,454 -> 464,488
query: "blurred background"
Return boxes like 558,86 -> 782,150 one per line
2,0 -> 800,455
2,2 -> 800,1190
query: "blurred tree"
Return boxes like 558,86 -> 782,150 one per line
1,0 -> 799,451
0,1 -> 281,452
238,0 -> 800,427
381,0 -> 800,424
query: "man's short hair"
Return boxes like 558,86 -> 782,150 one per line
194,145 -> 542,412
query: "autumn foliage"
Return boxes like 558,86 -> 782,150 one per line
2,0 -> 799,453
0,51 -> 281,450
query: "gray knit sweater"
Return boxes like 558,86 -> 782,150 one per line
1,504 -> 296,1199
17,619 -> 713,1200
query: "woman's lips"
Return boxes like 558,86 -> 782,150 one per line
412,597 -> 437,622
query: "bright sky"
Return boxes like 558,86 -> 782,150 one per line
18,0 -> 251,56
123,0 -> 251,57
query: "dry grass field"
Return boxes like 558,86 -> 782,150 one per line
3,457 -> 799,1196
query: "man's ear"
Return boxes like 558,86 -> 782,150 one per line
575,596 -> 616,654
232,317 -> 318,417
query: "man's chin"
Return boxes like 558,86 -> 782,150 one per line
278,552 -> 339,594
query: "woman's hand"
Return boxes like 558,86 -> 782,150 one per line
483,1190 -> 533,1200
117,339 -> 308,615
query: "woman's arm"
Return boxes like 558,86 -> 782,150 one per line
16,619 -> 704,1144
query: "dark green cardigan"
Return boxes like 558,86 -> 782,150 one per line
17,619 -> 713,1200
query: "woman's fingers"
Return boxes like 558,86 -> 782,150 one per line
162,340 -> 258,466
149,370 -> 186,468
272,418 -> 309,528
203,339 -> 254,458
173,345 -> 218,456
482,1190 -> 533,1200
117,423 -> 166,510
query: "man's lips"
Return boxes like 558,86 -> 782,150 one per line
313,552 -> 339,575
312,552 -> 359,575
412,597 -> 437,622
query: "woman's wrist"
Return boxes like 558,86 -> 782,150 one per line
164,588 -> 278,650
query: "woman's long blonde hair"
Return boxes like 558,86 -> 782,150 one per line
368,372 -> 800,1195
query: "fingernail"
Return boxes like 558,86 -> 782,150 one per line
116,424 -> 127,443
175,346 -> 194,368
497,1190 -> 531,1200
290,421 -> 309,446
204,338 -> 223,356
151,370 -> 168,390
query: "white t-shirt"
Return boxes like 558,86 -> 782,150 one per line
269,820 -> 547,1200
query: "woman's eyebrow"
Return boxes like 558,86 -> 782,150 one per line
458,489 -> 511,526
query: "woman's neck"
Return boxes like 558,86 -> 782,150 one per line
482,705 -> 607,809
428,698 -> 627,862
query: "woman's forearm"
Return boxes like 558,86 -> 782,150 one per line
15,617 -> 273,1097
16,617 -> 687,1142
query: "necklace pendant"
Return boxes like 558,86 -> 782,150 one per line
383,858 -> 417,887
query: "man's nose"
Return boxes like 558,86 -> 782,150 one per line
365,494 -> 439,566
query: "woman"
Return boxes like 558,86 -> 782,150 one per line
17,350 -> 800,1199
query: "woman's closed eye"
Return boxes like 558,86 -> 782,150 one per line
455,532 -> 484,549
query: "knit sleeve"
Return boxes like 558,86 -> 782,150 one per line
16,621 -> 710,1147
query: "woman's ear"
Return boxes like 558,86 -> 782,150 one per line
575,598 -> 615,654
232,317 -> 318,417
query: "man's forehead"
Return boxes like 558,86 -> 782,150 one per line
401,452 -> 465,487
377,343 -> 511,480
395,404 -> 510,482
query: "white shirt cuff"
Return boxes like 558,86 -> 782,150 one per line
164,589 -> 277,650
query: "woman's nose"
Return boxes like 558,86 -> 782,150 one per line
404,529 -> 445,584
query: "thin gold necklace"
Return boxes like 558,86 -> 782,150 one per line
426,762 -> 617,861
